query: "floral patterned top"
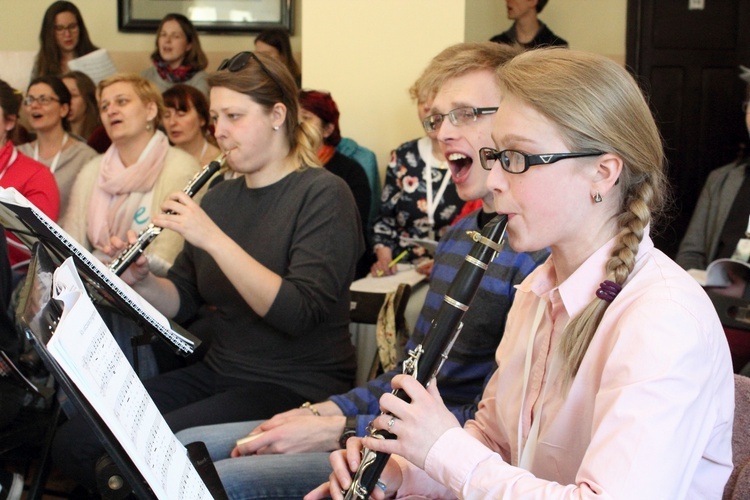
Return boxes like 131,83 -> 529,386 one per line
372,136 -> 464,262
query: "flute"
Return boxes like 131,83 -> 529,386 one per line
108,152 -> 227,276
344,214 -> 508,500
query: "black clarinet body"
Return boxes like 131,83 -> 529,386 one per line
344,214 -> 508,500
108,154 -> 225,276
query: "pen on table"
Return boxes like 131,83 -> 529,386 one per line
375,249 -> 409,277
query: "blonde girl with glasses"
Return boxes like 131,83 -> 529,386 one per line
316,48 -> 734,500
18,75 -> 97,215
32,1 -> 99,78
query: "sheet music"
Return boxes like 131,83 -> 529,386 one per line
66,48 -> 117,85
0,187 -> 196,354
47,259 -> 210,499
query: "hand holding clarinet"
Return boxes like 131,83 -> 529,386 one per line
306,214 -> 508,500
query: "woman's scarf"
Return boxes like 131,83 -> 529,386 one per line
317,144 -> 336,166
87,130 -> 170,250
153,55 -> 200,83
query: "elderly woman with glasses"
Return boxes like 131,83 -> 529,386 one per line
32,1 -> 99,78
18,75 -> 97,215
52,52 -> 363,494
314,48 -> 734,500
369,86 -> 471,278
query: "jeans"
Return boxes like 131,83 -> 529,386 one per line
176,422 -> 334,500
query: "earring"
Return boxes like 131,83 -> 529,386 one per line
273,125 -> 280,131
594,192 -> 603,203
146,122 -> 152,132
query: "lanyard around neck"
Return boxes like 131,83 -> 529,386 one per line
0,146 -> 18,182
424,161 -> 451,236
34,132 -> 69,173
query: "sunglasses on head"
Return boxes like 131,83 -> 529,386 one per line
217,51 -> 284,92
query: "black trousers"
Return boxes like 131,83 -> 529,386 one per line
51,361 -> 307,492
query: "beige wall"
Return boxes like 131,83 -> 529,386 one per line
0,0 -> 626,174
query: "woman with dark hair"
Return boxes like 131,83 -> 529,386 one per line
255,28 -> 301,87
32,1 -> 99,77
299,89 -> 371,278
52,52 -> 363,493
18,75 -> 96,215
0,79 -> 59,270
61,70 -> 101,143
142,13 -> 209,95
162,83 -> 220,166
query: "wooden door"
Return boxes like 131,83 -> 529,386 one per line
627,0 -> 750,257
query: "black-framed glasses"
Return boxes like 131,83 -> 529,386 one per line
422,107 -> 498,133
479,147 -> 605,174
54,22 -> 79,33
23,95 -> 60,106
217,51 -> 284,93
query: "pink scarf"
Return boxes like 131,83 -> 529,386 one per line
87,130 -> 169,250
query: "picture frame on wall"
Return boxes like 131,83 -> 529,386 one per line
118,0 -> 293,34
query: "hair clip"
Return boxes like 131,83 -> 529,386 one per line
596,280 -> 622,302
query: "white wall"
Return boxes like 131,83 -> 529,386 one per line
302,0 -> 466,173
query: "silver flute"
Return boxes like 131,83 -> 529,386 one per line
108,152 -> 228,276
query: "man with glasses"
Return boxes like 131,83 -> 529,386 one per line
175,41 -> 549,499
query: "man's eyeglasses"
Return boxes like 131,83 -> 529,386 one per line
217,51 -> 284,93
54,23 -> 79,34
478,147 -> 605,174
23,95 -> 60,106
422,107 -> 498,133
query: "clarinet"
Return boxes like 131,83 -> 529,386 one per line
344,214 -> 508,500
108,152 -> 227,276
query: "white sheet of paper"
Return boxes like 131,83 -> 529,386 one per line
47,259 -> 211,499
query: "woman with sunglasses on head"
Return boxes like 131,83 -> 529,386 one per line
18,75 -> 97,216
52,52 -> 363,493
312,48 -> 734,500
32,1 -> 98,78
0,79 -> 59,272
162,83 -> 220,167
142,13 -> 209,96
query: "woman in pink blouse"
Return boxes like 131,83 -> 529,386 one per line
312,48 -> 735,499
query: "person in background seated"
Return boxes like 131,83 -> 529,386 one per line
173,41 -> 548,500
314,48 -> 734,500
336,136 -> 380,241
490,0 -> 567,49
162,83 -> 221,167
370,83 -> 466,277
299,89 -> 371,278
0,79 -> 59,273
61,70 -> 105,148
19,75 -> 97,215
142,13 -> 209,96
32,1 -> 99,78
676,76 -> 750,299
254,28 -> 301,88
52,51 -> 363,494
